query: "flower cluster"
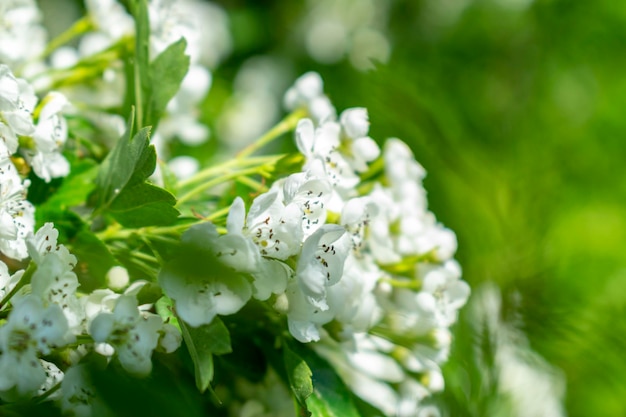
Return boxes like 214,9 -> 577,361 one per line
0,222 -> 181,409
0,1 -> 470,416
0,65 -> 71,259
161,73 -> 470,416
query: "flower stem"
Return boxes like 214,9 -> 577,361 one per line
39,16 -> 94,60
178,154 -> 285,190
176,166 -> 270,207
236,109 -> 306,159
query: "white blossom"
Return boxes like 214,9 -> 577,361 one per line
338,107 -> 380,172
284,72 -> 336,124
0,295 -> 71,395
90,295 -> 163,376
25,92 -> 70,182
296,224 -> 351,311
245,191 -> 303,260
0,156 -> 34,260
0,0 -> 47,67
277,169 -> 332,238
214,197 -> 291,301
0,259 -> 23,300
159,223 -> 254,327
280,281 -> 334,343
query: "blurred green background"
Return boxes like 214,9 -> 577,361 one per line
38,0 -> 626,415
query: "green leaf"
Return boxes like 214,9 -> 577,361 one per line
125,0 -> 189,133
145,38 -> 190,131
89,115 -> 180,227
71,229 -> 119,292
38,159 -> 99,211
283,342 -> 313,407
135,281 -> 163,305
180,317 -> 232,393
90,117 -> 149,209
109,183 -> 179,227
291,344 -> 361,417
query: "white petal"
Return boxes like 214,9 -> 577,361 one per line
226,197 -> 246,234
90,313 -> 115,342
340,107 -> 369,139
295,118 -> 315,156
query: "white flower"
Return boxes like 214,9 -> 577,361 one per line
26,222 -> 77,267
161,266 -> 252,328
157,323 -> 182,354
212,197 -> 291,301
280,281 -> 334,343
278,170 -> 332,238
418,260 -> 470,328
0,122 -> 18,155
245,191 -> 303,260
384,138 -> 427,185
0,259 -> 23,300
0,295 -> 71,395
338,108 -> 380,172
0,157 -> 34,260
314,340 -> 400,416
24,92 -> 70,182
177,0 -> 232,68
326,254 -> 383,335
30,251 -> 84,332
284,72 -> 336,124
0,0 -> 47,66
296,224 -> 351,311
84,0 -> 134,44
0,68 -> 36,136
159,223 -> 253,327
90,295 -> 163,376
37,359 -> 63,397
295,118 -> 359,211
167,155 -> 200,180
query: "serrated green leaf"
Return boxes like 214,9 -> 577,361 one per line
109,182 -> 179,227
124,0 -> 189,133
284,342 -> 313,407
89,114 -> 180,226
89,117 -> 150,210
146,38 -> 190,132
180,317 -> 232,393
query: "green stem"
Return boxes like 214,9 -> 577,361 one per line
236,175 -> 268,192
178,154 -> 285,189
176,166 -> 269,207
0,262 -> 37,311
236,109 -> 306,159
379,277 -> 422,291
39,16 -> 94,60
